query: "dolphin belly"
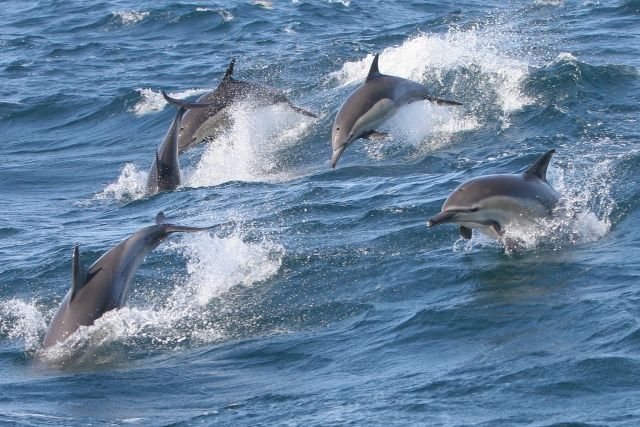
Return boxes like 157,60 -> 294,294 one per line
351,98 -> 396,139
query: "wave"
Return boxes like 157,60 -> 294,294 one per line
528,52 -> 639,104
111,10 -> 150,26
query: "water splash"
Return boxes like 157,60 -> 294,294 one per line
96,163 -> 148,202
0,299 -> 47,352
362,101 -> 478,161
186,102 -> 315,187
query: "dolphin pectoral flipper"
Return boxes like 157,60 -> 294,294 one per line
459,226 -> 472,240
361,130 -> 389,140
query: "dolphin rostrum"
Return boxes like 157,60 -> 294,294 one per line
177,58 -> 317,153
42,212 -> 208,349
146,91 -> 212,194
427,149 -> 560,241
330,53 -> 462,168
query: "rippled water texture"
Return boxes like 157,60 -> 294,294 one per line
1,0 -> 639,425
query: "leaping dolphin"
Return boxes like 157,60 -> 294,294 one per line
330,53 -> 462,168
177,59 -> 317,153
427,149 -> 560,241
42,212 -> 208,349
146,91 -> 212,194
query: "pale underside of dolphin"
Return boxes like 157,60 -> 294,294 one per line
146,91 -> 213,195
330,53 -> 462,168
427,149 -> 560,241
42,212 -> 208,349
177,59 -> 317,154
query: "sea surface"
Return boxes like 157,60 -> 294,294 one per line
1,0 -> 639,425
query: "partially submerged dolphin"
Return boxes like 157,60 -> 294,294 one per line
427,149 -> 560,240
331,53 -> 462,168
42,212 -> 207,349
177,59 -> 317,153
146,91 -> 212,194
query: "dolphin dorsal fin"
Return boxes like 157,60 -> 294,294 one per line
523,149 -> 555,181
366,53 -> 381,82
156,211 -> 168,225
70,245 -> 88,302
221,58 -> 236,84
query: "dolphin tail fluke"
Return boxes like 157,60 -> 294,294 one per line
523,149 -> 555,181
331,145 -> 347,169
162,91 -> 214,111
366,53 -> 382,82
428,96 -> 463,107
155,211 -> 209,234
286,102 -> 318,118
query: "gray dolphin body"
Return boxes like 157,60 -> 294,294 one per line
177,59 -> 317,154
42,213 -> 207,349
330,54 -> 462,168
427,150 -> 560,240
146,92 -> 213,194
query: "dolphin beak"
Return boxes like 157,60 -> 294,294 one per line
427,210 -> 457,227
331,145 -> 346,169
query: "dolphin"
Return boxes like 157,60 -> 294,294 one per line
146,91 -> 212,194
330,53 -> 462,168
177,59 -> 317,153
42,212 -> 207,349
427,149 -> 560,240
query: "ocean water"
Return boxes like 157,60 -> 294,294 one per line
1,0 -> 639,425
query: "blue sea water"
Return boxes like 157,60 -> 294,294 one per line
1,0 -> 640,424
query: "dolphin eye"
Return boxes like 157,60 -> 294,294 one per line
469,207 -> 479,212
336,127 -> 340,130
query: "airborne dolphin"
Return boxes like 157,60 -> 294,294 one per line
42,212 -> 208,349
427,149 -> 560,241
146,91 -> 212,194
177,59 -> 317,153
330,53 -> 462,168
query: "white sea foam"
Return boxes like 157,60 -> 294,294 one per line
185,102 -> 315,187
330,29 -> 532,116
358,101 -> 478,162
0,299 -> 47,352
196,7 -> 234,21
130,88 -> 211,116
0,231 -> 283,362
95,163 -> 148,202
112,11 -> 149,26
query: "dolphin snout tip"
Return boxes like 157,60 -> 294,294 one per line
426,219 -> 435,228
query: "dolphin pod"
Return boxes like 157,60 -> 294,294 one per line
42,213 -> 208,349
176,58 -> 317,154
146,91 -> 213,194
330,53 -> 462,168
40,54 -> 574,353
427,150 -> 560,241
